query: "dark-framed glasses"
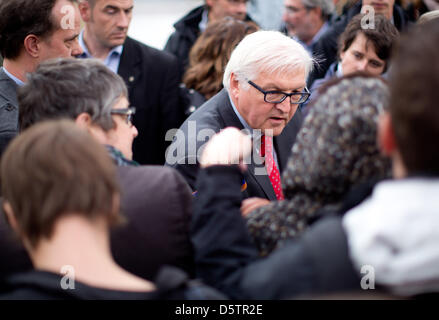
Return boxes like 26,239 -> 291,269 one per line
110,107 -> 136,126
248,80 -> 310,104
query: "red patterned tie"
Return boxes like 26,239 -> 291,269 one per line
260,135 -> 284,200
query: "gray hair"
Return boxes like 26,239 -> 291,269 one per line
223,30 -> 313,91
302,0 -> 335,20
18,58 -> 128,131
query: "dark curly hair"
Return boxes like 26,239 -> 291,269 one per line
338,13 -> 399,70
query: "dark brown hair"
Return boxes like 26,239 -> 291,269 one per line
0,0 -> 76,59
389,20 -> 439,175
1,120 -> 122,248
338,14 -> 399,70
183,16 -> 258,99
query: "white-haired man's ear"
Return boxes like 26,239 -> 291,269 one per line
378,112 -> 397,157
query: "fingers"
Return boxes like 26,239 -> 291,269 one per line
241,197 -> 271,217
200,127 -> 252,168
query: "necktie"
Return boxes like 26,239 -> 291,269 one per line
260,135 -> 284,200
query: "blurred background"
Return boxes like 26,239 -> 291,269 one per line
128,0 -> 285,50
129,0 -> 203,50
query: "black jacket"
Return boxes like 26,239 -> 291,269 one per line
308,1 -> 410,86
118,37 -> 185,165
0,166 -> 195,286
164,5 -> 255,77
191,166 -> 362,299
165,89 -> 303,200
0,267 -> 225,300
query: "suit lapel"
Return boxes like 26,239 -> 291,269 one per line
0,68 -> 19,107
217,90 -> 277,200
274,109 -> 303,172
117,37 -> 143,98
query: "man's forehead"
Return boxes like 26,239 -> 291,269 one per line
51,0 -> 80,28
254,70 -> 306,90
94,0 -> 134,9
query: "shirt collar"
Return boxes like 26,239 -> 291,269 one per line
198,7 -> 209,32
78,30 -> 123,60
336,62 -> 344,77
2,67 -> 25,86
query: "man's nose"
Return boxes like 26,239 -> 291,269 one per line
275,97 -> 292,113
132,124 -> 139,138
117,12 -> 131,29
71,38 -> 83,57
356,59 -> 369,72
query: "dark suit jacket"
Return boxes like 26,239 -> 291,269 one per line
165,89 -> 303,200
112,165 -> 195,280
0,68 -> 19,157
0,166 -> 195,284
118,37 -> 185,165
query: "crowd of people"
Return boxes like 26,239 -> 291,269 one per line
0,0 -> 439,300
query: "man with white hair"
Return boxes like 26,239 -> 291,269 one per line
166,30 -> 313,201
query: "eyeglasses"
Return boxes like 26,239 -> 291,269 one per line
248,80 -> 310,104
110,107 -> 136,126
227,0 -> 249,4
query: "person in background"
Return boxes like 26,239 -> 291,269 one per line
306,14 -> 398,107
165,0 -> 254,77
0,0 -> 82,156
181,17 -> 258,116
281,0 -> 335,55
78,0 -> 183,165
308,0 -> 409,87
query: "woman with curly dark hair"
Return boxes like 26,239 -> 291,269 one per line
181,17 -> 258,115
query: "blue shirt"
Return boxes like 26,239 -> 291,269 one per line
78,30 -> 123,73
2,67 -> 24,86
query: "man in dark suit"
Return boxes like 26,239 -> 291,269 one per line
78,0 -> 184,165
166,30 -> 313,201
0,0 -> 83,156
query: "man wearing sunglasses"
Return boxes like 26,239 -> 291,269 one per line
166,30 -> 313,201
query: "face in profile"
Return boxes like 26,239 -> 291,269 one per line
106,95 -> 138,160
81,0 -> 134,49
231,69 -> 306,136
38,0 -> 83,61
282,0 -> 315,42
340,32 -> 386,76
362,0 -> 395,20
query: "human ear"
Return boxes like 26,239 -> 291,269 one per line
78,1 -> 92,22
23,35 -> 41,58
378,112 -> 397,156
